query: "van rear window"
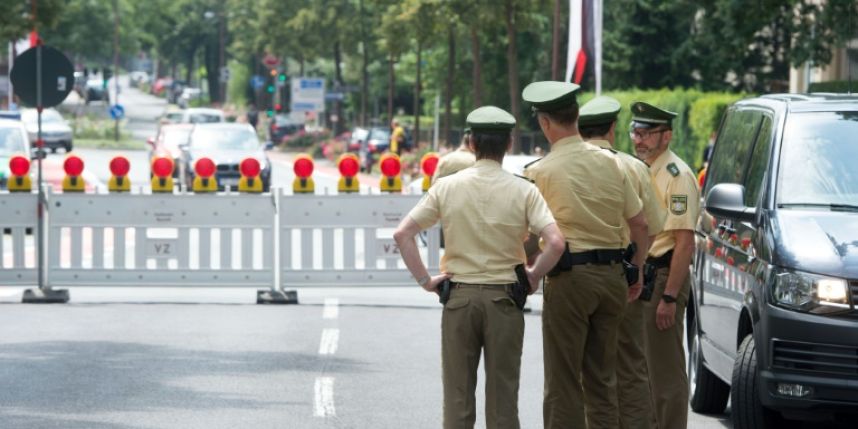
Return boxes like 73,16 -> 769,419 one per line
777,112 -> 858,206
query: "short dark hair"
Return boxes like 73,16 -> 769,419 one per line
471,131 -> 509,160
579,122 -> 613,139
538,103 -> 580,127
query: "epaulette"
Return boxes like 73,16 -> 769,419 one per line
523,157 -> 542,170
667,162 -> 680,177
514,174 -> 534,183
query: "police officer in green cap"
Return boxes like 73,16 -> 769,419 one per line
629,101 -> 700,429
395,106 -> 565,429
432,128 -> 476,185
579,96 -> 666,429
522,83 -> 649,429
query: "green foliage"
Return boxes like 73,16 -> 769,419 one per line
282,131 -> 332,149
581,90 -> 745,169
226,60 -> 250,106
71,116 -> 133,141
808,80 -> 858,93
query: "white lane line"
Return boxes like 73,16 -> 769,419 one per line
314,377 -> 336,417
323,298 -> 339,319
318,328 -> 340,355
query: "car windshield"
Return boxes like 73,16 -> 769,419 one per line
187,113 -> 222,124
0,126 -> 27,154
192,127 -> 258,151
162,129 -> 191,148
777,111 -> 858,207
22,109 -> 63,124
369,128 -> 390,141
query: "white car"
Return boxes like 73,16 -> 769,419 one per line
0,119 -> 33,189
181,107 -> 224,124
21,108 -> 73,154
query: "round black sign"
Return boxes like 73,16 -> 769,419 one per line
10,45 -> 75,108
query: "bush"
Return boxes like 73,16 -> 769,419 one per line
71,115 -> 132,140
579,89 -> 746,169
281,130 -> 332,149
808,80 -> 857,93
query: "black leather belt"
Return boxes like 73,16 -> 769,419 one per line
646,250 -> 674,269
569,248 -> 625,265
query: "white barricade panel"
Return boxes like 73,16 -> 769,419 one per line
46,191 -> 275,287
280,193 -> 441,287
0,192 -> 38,285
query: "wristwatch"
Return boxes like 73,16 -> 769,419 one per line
417,275 -> 431,287
661,293 -> 677,303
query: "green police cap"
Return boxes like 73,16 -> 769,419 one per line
465,106 -> 516,132
579,96 -> 622,127
522,81 -> 581,112
630,101 -> 677,129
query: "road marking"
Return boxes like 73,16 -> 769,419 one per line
323,298 -> 339,319
314,377 -> 336,417
318,328 -> 339,355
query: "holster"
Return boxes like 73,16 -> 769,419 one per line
639,263 -> 657,301
622,242 -> 639,287
510,264 -> 529,311
438,279 -> 451,305
547,243 -> 573,276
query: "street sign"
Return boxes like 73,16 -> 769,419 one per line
109,104 -> 125,120
325,92 -> 345,101
290,77 -> 325,112
250,75 -> 265,91
262,53 -> 280,67
10,45 -> 74,108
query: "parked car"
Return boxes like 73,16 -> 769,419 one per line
159,106 -> 185,126
0,119 -> 33,190
0,110 -> 21,121
182,123 -> 272,192
690,93 -> 858,427
177,87 -> 202,108
21,108 -> 73,153
85,78 -> 108,104
147,124 -> 194,182
269,114 -> 304,144
366,127 -> 391,154
181,108 -> 224,124
348,127 -> 368,152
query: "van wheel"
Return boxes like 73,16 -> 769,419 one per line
688,314 -> 730,413
732,335 -> 793,429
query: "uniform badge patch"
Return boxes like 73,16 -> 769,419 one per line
667,163 -> 680,177
670,195 -> 687,215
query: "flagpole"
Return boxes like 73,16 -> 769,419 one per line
594,0 -> 603,95
565,0 -> 582,83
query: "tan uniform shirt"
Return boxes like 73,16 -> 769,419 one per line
431,145 -> 476,184
409,159 -> 555,284
648,149 -> 700,257
525,135 -> 642,252
589,139 -> 666,243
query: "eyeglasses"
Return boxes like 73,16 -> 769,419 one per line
629,128 -> 667,140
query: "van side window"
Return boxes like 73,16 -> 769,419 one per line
704,110 -> 763,196
742,115 -> 773,207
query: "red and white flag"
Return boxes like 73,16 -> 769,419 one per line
565,0 -> 603,93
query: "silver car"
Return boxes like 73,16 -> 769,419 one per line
21,108 -> 73,154
0,119 -> 33,189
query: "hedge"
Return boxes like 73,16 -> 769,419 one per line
808,80 -> 857,93
578,89 -> 747,170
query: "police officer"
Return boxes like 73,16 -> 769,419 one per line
394,106 -> 565,429
629,102 -> 700,429
432,128 -> 476,185
578,96 -> 666,429
522,82 -> 649,429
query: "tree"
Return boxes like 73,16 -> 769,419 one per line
0,0 -> 65,43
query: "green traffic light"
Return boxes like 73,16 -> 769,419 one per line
267,85 -> 275,93
278,74 -> 286,82
266,110 -> 274,117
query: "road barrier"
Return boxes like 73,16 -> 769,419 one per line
0,193 -> 38,286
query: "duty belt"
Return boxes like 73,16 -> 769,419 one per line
568,248 -> 625,265
646,250 -> 674,269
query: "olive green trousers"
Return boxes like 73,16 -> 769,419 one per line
641,267 -> 690,429
543,263 -> 627,429
442,285 -> 524,429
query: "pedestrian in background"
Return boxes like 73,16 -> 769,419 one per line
394,106 -> 565,429
579,96 -> 666,429
630,101 -> 700,429
431,128 -> 476,185
522,81 -> 649,429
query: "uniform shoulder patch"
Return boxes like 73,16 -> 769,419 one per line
514,174 -> 534,183
670,195 -> 687,215
667,162 -> 680,177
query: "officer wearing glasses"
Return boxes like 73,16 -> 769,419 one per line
629,101 -> 700,429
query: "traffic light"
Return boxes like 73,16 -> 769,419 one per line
266,84 -> 275,94
103,67 -> 113,88
266,109 -> 274,117
269,68 -> 278,77
274,103 -> 282,112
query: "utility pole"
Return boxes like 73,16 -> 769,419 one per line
219,7 -> 226,104
113,0 -> 120,141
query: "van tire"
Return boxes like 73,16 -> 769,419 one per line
732,335 -> 792,429
688,315 -> 730,413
